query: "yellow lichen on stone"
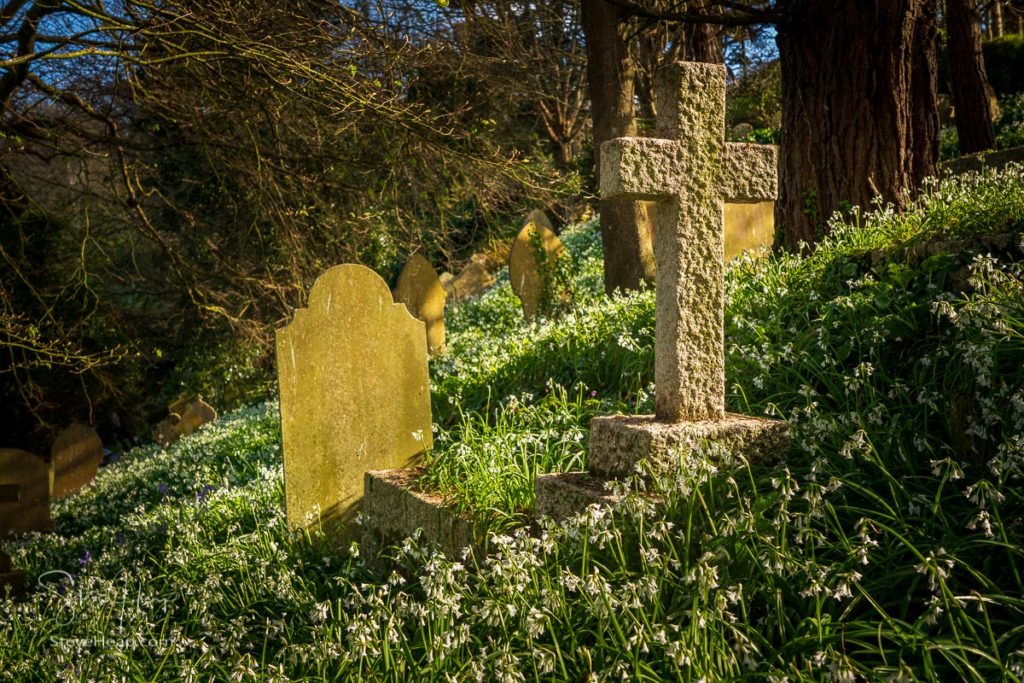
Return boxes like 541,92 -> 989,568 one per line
509,210 -> 569,319
725,202 -> 775,259
276,264 -> 432,540
393,253 -> 447,356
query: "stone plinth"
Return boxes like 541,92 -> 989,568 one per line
534,472 -> 623,522
362,468 -> 483,559
589,413 -> 790,480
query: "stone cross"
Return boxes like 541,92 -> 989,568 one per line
601,62 -> 777,422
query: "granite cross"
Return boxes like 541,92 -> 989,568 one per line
601,61 -> 778,422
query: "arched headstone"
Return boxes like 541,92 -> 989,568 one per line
508,210 -> 570,318
154,398 -> 217,446
445,259 -> 495,303
276,264 -> 433,538
0,448 -> 52,537
50,423 -> 103,499
725,201 -> 775,259
393,253 -> 447,356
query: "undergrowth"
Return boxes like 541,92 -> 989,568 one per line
1,167 -> 1023,680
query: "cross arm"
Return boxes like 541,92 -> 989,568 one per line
600,137 -> 684,201
722,143 -> 778,203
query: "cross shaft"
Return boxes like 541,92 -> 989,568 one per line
600,62 -> 777,422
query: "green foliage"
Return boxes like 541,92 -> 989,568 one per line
2,168 -> 1024,679
996,93 -> 1024,149
983,34 -> 1024,96
726,60 -> 782,135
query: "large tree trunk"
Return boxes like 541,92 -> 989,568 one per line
683,0 -> 722,63
774,0 -> 940,251
946,0 -> 996,154
582,0 -> 655,295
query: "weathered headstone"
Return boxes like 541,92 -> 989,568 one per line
724,201 -> 775,259
276,264 -> 433,537
444,257 -> 495,303
0,449 -> 52,537
508,209 -> 570,318
154,398 -> 217,446
50,423 -> 103,499
393,253 -> 447,356
590,61 -> 789,476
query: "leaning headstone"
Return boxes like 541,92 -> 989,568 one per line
393,253 -> 447,356
154,398 -> 217,446
590,61 -> 790,476
445,257 -> 495,303
0,449 -> 52,538
50,423 -> 104,499
508,210 -> 571,318
276,264 -> 433,538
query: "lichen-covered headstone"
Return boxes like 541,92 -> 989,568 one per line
444,258 -> 495,303
0,449 -> 52,538
508,210 -> 570,318
50,423 -> 103,499
590,61 -> 789,475
724,201 -> 775,259
276,264 -> 433,537
154,398 -> 217,446
393,253 -> 447,356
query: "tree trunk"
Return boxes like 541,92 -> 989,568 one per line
774,0 -> 940,251
946,0 -> 996,154
582,0 -> 655,294
683,0 -> 722,63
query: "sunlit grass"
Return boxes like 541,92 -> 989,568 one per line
1,166 -> 1023,680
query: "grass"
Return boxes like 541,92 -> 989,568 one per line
1,165 -> 1024,680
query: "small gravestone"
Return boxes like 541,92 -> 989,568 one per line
50,423 -> 103,499
445,258 -> 495,303
590,61 -> 790,475
724,201 -> 775,259
393,253 -> 447,356
276,264 -> 433,538
508,210 -> 571,318
154,398 -> 217,446
0,449 -> 52,538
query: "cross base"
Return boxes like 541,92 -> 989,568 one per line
589,413 -> 790,480
534,472 -> 624,522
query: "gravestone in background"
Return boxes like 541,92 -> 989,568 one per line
393,253 -> 447,356
591,61 -> 790,475
508,209 -> 570,318
724,201 -> 775,259
50,423 -> 103,499
444,256 -> 495,303
276,264 -> 433,538
0,448 -> 52,538
154,398 -> 217,446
